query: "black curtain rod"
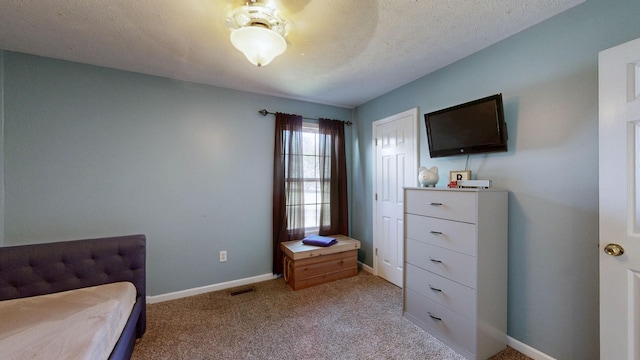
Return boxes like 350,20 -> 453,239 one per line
259,109 -> 352,126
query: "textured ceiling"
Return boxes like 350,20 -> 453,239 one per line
0,0 -> 584,108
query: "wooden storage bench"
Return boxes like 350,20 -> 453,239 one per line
281,235 -> 361,290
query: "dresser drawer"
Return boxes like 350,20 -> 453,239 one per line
406,238 -> 477,288
405,288 -> 475,355
405,189 -> 476,223
405,263 -> 476,320
405,213 -> 476,256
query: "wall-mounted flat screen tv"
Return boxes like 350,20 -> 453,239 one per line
425,93 -> 508,158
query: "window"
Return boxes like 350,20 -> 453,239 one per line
286,122 -> 330,235
273,113 -> 348,274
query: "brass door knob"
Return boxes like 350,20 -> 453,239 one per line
604,243 -> 624,256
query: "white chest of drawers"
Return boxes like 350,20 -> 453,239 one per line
403,187 -> 508,360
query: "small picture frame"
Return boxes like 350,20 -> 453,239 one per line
450,170 -> 472,182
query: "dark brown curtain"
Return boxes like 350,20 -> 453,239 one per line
272,113 -> 304,274
318,118 -> 349,236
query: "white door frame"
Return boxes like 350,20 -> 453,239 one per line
372,108 -> 419,279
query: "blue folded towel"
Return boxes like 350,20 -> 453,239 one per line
302,235 -> 337,247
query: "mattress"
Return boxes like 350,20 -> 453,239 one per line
0,281 -> 136,360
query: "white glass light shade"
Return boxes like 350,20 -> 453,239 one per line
230,26 -> 287,67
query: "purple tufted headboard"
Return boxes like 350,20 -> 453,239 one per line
0,234 -> 146,337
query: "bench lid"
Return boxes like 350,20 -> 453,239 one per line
280,235 -> 360,260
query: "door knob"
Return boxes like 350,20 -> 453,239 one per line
604,243 -> 624,256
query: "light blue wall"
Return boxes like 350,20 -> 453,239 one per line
2,52 -> 352,296
351,0 -> 640,358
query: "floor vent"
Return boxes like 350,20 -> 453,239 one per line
228,287 -> 255,296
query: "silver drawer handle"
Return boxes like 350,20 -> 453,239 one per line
429,231 -> 442,235
429,257 -> 442,263
428,312 -> 442,321
428,284 -> 442,292
429,202 -> 442,206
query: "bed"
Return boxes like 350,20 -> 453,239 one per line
0,234 -> 146,360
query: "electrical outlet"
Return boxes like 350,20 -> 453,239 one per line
219,250 -> 227,262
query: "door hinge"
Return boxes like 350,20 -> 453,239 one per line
375,193 -> 378,201
375,248 -> 378,256
375,138 -> 378,146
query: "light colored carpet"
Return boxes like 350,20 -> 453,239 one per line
132,271 -> 530,359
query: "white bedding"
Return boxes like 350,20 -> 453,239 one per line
0,281 -> 136,360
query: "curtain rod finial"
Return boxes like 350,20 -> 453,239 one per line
259,109 -> 269,116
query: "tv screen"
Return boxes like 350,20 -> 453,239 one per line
425,93 -> 508,158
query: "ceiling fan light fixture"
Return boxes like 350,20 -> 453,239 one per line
227,2 -> 288,67
230,25 -> 287,67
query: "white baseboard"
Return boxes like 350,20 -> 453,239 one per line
148,265 -> 374,304
359,261 -> 373,274
507,336 -> 556,360
148,264 -> 374,304
146,273 -> 277,304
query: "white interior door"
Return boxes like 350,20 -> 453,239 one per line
599,37 -> 640,360
373,108 -> 418,287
